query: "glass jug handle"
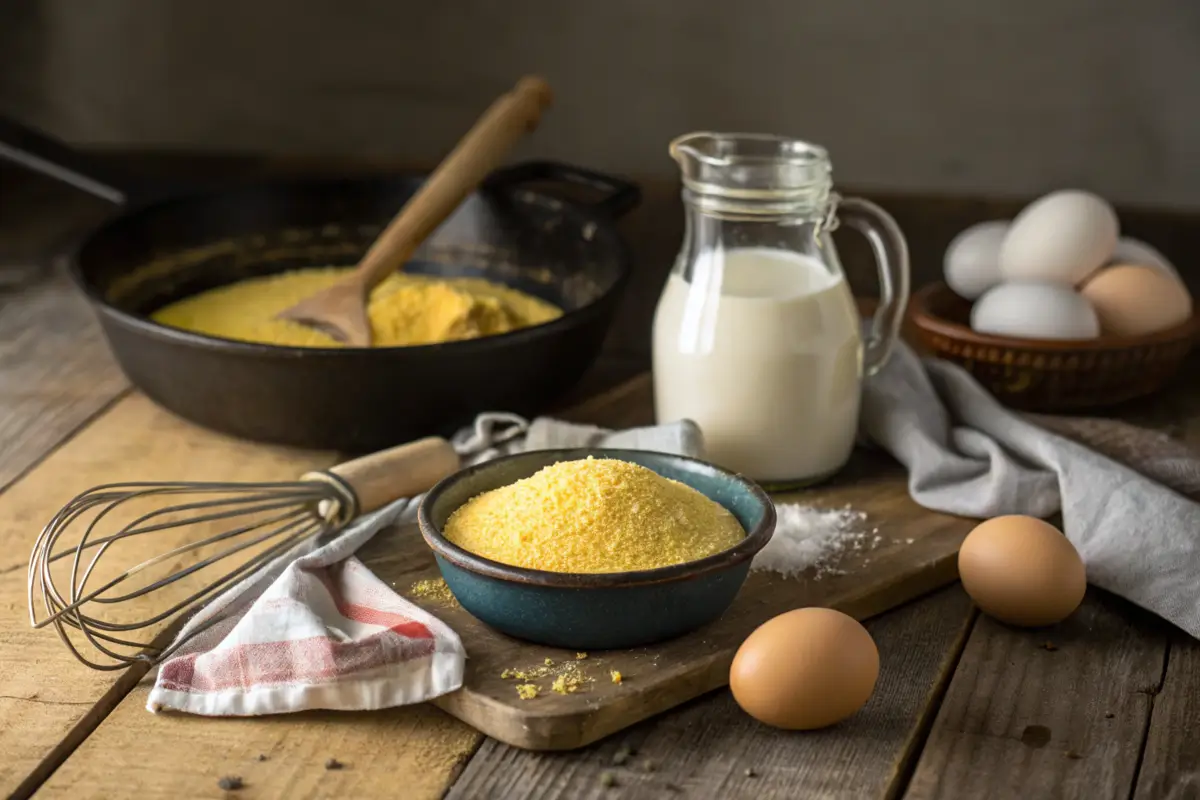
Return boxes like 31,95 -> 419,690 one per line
834,196 -> 911,376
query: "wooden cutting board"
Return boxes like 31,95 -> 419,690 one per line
357,372 -> 975,751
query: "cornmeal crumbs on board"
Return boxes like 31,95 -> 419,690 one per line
443,457 -> 744,573
502,658 -> 596,699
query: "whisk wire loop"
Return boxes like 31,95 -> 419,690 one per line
28,477 -> 353,670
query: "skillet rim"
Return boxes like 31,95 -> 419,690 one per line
65,170 -> 636,358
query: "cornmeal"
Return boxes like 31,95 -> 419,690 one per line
151,267 -> 561,347
443,457 -> 744,574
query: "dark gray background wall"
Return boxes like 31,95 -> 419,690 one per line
3,0 -> 1199,208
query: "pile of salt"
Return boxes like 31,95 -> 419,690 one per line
751,502 -> 880,579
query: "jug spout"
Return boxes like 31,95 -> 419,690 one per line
669,132 -> 833,207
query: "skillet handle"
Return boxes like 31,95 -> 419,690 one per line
0,116 -> 127,206
485,160 -> 641,219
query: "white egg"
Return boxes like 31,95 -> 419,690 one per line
999,190 -> 1118,286
1109,237 -> 1180,280
971,283 -> 1100,340
944,221 -> 1009,299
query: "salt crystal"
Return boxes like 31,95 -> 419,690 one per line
752,502 -> 869,579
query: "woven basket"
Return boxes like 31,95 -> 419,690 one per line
907,281 -> 1199,412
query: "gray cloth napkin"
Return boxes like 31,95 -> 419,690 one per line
862,341 -> 1200,638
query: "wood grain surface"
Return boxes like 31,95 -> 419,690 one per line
446,587 -> 975,800
0,394 -> 338,799
0,271 -> 127,490
34,704 -> 480,800
903,591 -> 1169,800
1131,632 -> 1200,799
0,268 -> 129,799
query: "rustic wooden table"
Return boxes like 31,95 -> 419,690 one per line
2,160 -> 1199,799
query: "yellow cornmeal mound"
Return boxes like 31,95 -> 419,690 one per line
151,266 -> 561,348
443,457 -> 744,574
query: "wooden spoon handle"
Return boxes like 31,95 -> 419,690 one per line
353,75 -> 554,292
306,436 -> 462,516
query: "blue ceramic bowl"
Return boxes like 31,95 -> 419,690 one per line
417,448 -> 775,650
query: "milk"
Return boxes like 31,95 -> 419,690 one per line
652,247 -> 863,485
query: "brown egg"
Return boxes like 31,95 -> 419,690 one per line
958,515 -> 1086,627
1080,264 -> 1193,336
729,607 -> 879,730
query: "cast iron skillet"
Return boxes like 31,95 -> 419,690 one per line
1,117 -> 640,452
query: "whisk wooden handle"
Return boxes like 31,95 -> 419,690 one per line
323,436 -> 461,514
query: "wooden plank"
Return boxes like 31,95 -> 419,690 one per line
903,590 -> 1168,800
0,394 -> 340,799
33,705 -> 480,800
0,264 -> 132,798
446,587 -> 975,800
1130,632 -> 1200,799
0,270 -> 128,492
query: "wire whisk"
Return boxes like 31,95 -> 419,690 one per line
28,436 -> 461,670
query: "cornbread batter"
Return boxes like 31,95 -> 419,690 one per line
444,456 -> 745,574
151,267 -> 562,348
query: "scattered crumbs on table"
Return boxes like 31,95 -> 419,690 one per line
218,776 -> 244,791
642,759 -> 657,773
576,652 -> 588,660
516,684 -> 540,700
600,771 -> 617,788
611,670 -> 623,684
744,768 -> 758,778
905,538 -> 915,544
256,754 -> 268,762
408,578 -> 458,606
612,745 -> 632,766
325,758 -> 345,770
1041,641 -> 1059,652
544,657 -> 554,666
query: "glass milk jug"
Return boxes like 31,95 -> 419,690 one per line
652,132 -> 910,489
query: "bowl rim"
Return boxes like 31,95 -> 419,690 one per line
417,447 -> 776,589
909,281 -> 1200,351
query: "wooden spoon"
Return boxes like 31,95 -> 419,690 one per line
277,75 -> 554,346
